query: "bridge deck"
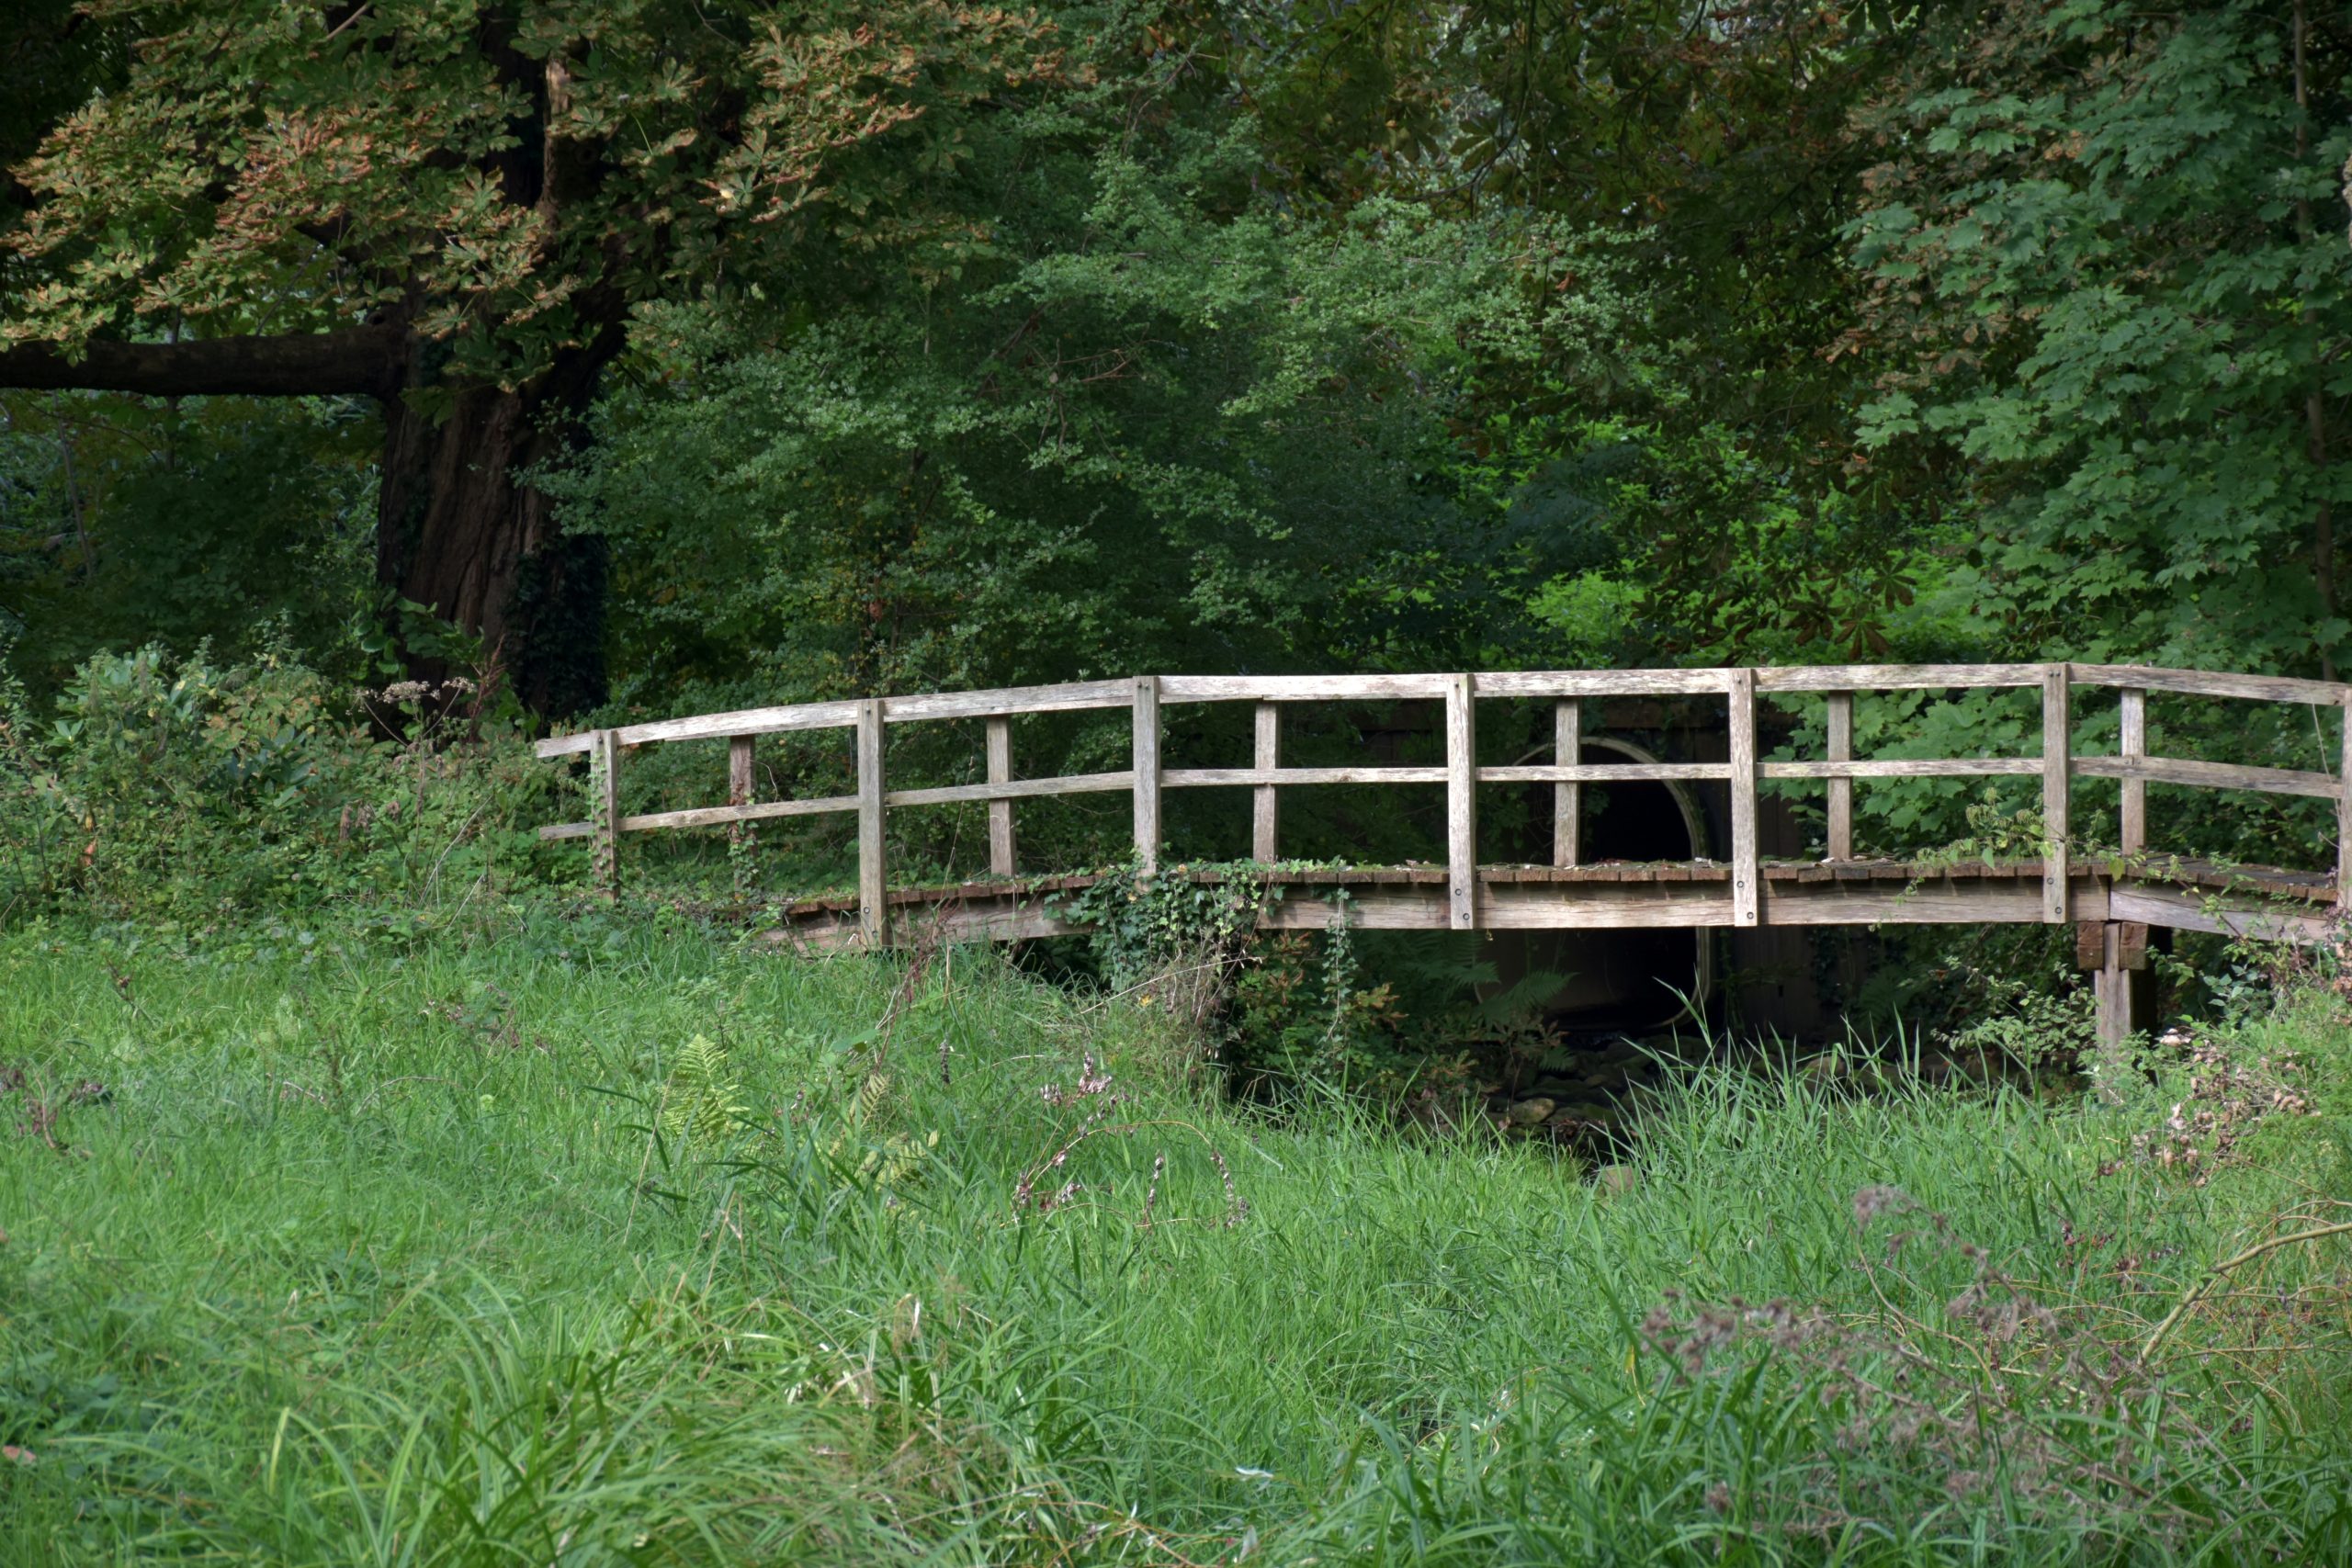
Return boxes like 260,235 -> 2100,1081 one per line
759,858 -> 2339,952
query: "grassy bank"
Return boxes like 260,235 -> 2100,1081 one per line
2,903 -> 2348,1564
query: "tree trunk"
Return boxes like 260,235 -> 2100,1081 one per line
0,323 -> 617,718
374,333 -> 618,718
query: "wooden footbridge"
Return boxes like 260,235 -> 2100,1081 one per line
537,664 -> 2350,1040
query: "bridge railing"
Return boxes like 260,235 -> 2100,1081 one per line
536,663 -> 2352,942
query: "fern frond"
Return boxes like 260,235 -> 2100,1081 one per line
659,1032 -> 747,1142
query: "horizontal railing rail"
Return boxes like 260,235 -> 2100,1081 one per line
534,663 -> 2352,944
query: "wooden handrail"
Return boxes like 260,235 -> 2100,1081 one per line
535,663 -> 2352,928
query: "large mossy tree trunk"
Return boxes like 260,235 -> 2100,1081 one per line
374,333 -> 618,719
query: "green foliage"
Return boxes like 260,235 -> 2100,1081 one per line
549,118 -> 1576,710
2,908 -> 2347,1561
3,0 -> 1062,384
0,644 -> 564,920
655,1032 -> 747,1144
0,392 -> 379,701
1851,0 -> 2352,676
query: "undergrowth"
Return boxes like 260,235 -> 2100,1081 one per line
2,902 -> 2348,1564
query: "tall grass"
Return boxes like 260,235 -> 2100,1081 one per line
1,903 -> 2347,1563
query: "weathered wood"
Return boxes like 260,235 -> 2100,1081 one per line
1159,673 -> 1451,703
727,735 -> 754,806
2118,686 -> 2147,856
1446,672 -> 1477,929
619,795 -> 858,832
1164,766 -> 1449,787
2042,666 -> 2071,924
769,864 -> 2139,945
1253,702 -> 1279,862
2069,755 -> 2342,799
881,679 -> 1131,724
1754,663 -> 2044,693
856,698 -> 887,950
1727,668 -> 1759,927
888,772 -> 1135,807
2339,697 -> 2351,909
986,716 -> 1016,877
1760,758 -> 2039,781
592,728 -> 619,894
2094,921 -> 2127,1054
1478,762 -> 1730,784
1554,699 -> 1581,868
2071,663 -> 2348,707
1759,879 -> 2072,927
537,663 -> 2348,934
2109,885 -> 2337,946
1825,691 -> 1854,861
1132,675 -> 1161,874
727,734 -> 756,855
1472,669 -> 1731,697
548,699 -> 864,755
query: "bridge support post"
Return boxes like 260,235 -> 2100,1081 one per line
2042,664 -> 2071,923
1727,669 -> 1758,927
1132,676 -> 1161,875
857,698 -> 887,950
2082,920 -> 2154,1059
1446,672 -> 1477,929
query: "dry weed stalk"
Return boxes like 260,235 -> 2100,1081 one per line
1641,1185 -> 2230,1544
1014,1052 -> 1247,1229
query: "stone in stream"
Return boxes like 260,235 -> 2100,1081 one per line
1503,1097 -> 1555,1126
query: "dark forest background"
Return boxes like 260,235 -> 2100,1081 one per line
3,0 -> 2348,881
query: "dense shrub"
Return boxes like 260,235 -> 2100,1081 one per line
0,644 -> 569,921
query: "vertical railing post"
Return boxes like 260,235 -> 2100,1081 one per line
1131,676 -> 1161,875
1727,668 -> 1759,927
2042,664 -> 2071,924
2336,693 -> 2351,912
592,728 -> 620,897
1825,691 -> 1854,862
727,734 -> 755,859
856,698 -> 887,949
2119,686 -> 2146,859
1252,701 -> 1279,863
1445,672 -> 1477,930
986,716 -> 1016,877
1553,698 -> 1581,868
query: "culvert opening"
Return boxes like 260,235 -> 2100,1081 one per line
1485,735 -> 1711,1036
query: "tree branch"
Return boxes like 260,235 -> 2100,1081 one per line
0,326 -> 402,400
